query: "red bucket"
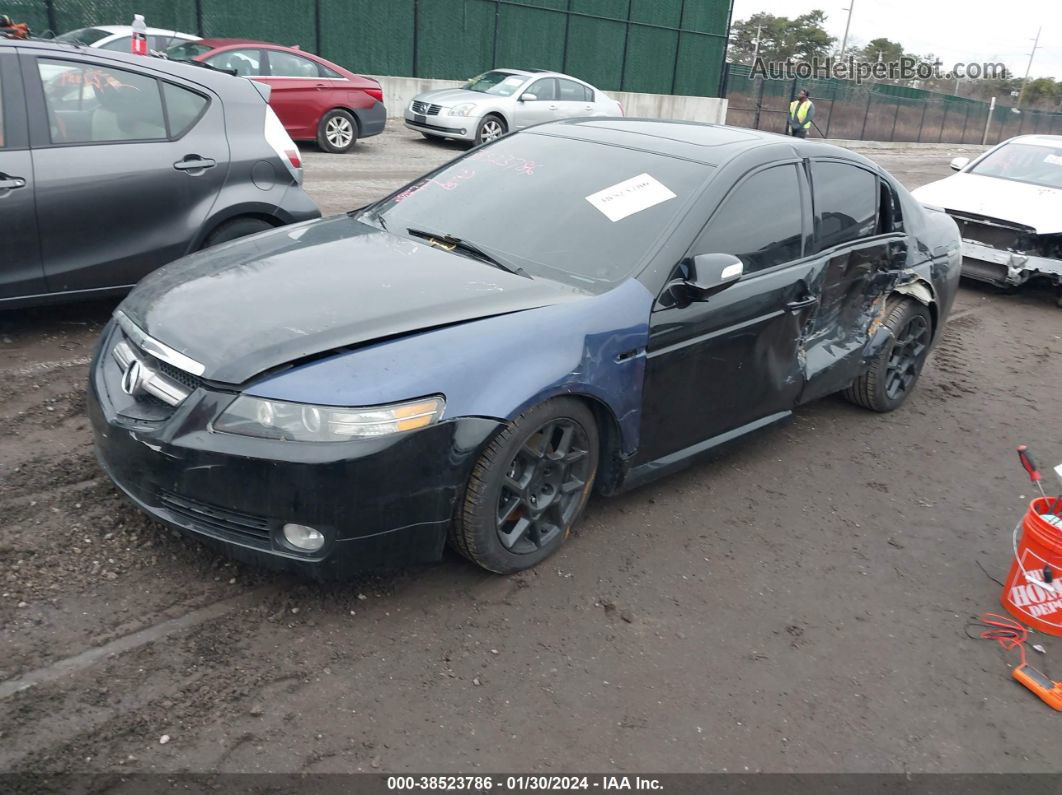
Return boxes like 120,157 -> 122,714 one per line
1001,497 -> 1062,636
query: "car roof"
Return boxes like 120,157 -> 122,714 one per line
491,67 -> 595,87
530,118 -> 880,168
195,38 -> 282,48
1006,134 -> 1062,148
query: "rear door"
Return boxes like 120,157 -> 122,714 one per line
25,53 -> 230,292
797,159 -> 908,403
0,49 -> 44,299
555,78 -> 594,119
512,77 -> 559,129
259,49 -> 329,139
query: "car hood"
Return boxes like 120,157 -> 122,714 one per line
413,87 -> 501,107
912,172 -> 1062,234
119,215 -> 588,385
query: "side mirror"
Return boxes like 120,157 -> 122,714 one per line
678,253 -> 743,302
949,156 -> 970,171
519,92 -> 537,102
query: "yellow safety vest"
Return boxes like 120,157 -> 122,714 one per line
789,100 -> 811,129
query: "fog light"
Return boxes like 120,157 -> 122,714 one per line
283,523 -> 325,551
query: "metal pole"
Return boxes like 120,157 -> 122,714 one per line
839,1 -> 855,60
670,0 -> 686,94
562,0 -> 573,74
859,91 -> 871,139
752,23 -> 762,63
982,96 -> 995,144
315,0 -> 322,59
194,0 -> 204,37
491,0 -> 500,68
916,100 -> 927,142
619,0 -> 632,91
44,0 -> 58,34
889,100 -> 900,141
753,75 -> 765,130
960,103 -> 971,143
1016,26 -> 1042,108
823,91 -> 836,138
938,101 -> 948,142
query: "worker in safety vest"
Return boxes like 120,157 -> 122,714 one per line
787,89 -> 814,138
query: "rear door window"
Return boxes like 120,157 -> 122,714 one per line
267,50 -> 322,78
98,36 -> 132,52
162,82 -> 208,137
811,161 -> 879,250
37,58 -> 167,143
695,164 -> 804,273
557,79 -> 590,102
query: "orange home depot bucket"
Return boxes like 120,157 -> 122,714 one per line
1002,498 -> 1062,636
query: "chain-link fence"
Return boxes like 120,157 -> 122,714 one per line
724,63 -> 1062,145
6,0 -> 733,97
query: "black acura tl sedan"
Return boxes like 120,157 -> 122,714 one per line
89,119 -> 961,577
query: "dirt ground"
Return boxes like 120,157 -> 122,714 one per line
1,128 -> 1061,775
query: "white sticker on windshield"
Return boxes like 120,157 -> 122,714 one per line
1044,153 -> 1062,166
585,173 -> 677,222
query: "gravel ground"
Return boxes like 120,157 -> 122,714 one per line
1,127 -> 1060,775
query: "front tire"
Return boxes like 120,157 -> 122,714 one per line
452,398 -> 599,574
474,114 -> 507,147
317,109 -> 358,153
844,298 -> 933,412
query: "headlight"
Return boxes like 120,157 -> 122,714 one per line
448,103 -> 477,117
213,395 -> 445,442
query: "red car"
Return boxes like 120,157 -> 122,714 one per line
167,39 -> 385,153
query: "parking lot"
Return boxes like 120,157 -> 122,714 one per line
2,127 -> 1061,774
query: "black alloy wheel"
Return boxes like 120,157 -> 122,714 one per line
843,298 -> 934,412
884,312 -> 929,401
452,398 -> 599,573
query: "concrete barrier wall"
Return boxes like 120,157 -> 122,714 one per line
371,75 -> 728,125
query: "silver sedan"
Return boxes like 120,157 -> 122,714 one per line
405,68 -> 623,146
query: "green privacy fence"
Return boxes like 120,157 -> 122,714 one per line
8,0 -> 733,97
724,62 -> 1062,145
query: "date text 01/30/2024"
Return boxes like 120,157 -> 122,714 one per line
386,775 -> 664,791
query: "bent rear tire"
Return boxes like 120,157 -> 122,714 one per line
317,109 -> 358,153
474,115 -> 507,147
452,398 -> 599,574
844,298 -> 933,412
202,217 -> 274,249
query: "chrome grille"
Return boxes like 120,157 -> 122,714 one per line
411,100 -> 441,115
112,339 -> 194,407
158,490 -> 272,548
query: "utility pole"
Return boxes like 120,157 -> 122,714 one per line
1016,26 -> 1042,109
839,1 -> 855,60
752,24 -> 762,63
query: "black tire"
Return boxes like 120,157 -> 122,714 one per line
317,109 -> 358,153
844,298 -> 933,412
202,217 -> 274,249
420,132 -> 434,140
452,398 -> 599,574
473,114 -> 507,147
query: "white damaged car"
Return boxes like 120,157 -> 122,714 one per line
913,134 -> 1062,305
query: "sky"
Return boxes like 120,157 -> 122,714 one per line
731,0 -> 1062,81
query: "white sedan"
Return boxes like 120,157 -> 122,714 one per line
912,134 -> 1062,304
55,25 -> 199,54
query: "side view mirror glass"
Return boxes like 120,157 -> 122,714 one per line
519,93 -> 537,102
950,156 -> 970,171
678,253 -> 743,302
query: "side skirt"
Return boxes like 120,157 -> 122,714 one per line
616,410 -> 792,494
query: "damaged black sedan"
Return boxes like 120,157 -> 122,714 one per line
89,119 -> 961,577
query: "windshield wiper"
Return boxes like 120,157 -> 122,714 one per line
406,227 -> 530,278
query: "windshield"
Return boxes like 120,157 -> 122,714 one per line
55,27 -> 112,45
363,133 -> 713,291
462,71 -> 527,97
166,42 -> 212,61
969,141 -> 1062,190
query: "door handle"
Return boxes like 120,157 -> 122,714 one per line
315,83 -> 326,90
785,296 -> 819,311
0,174 -> 27,190
173,156 -> 217,171
548,104 -> 558,110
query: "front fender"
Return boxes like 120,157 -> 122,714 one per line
246,279 -> 655,454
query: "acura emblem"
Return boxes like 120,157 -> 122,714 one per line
120,359 -> 145,396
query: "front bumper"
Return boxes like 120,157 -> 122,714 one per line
961,240 -> 1062,287
403,109 -> 476,141
88,323 -> 500,577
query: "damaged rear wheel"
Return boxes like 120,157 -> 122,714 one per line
844,298 -> 933,412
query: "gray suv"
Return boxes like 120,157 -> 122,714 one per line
0,38 -> 320,308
